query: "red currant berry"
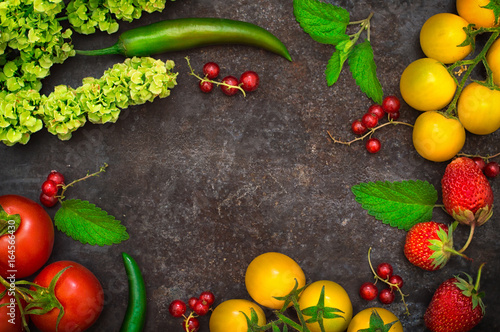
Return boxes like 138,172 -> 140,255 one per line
366,138 -> 381,154
359,282 -> 378,301
41,179 -> 58,197
193,299 -> 210,316
368,104 -> 385,119
484,161 -> 500,178
202,62 -> 220,79
361,113 -> 378,129
351,119 -> 367,135
379,288 -> 395,304
388,111 -> 400,121
187,297 -> 198,310
239,71 -> 259,92
40,192 -> 58,208
199,80 -> 213,93
376,263 -> 393,280
199,291 -> 215,306
221,76 -> 239,96
168,299 -> 187,318
184,317 -> 200,332
389,275 -> 404,291
472,157 -> 486,171
382,95 -> 401,113
47,170 -> 65,186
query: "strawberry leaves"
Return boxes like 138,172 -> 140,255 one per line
351,180 -> 438,231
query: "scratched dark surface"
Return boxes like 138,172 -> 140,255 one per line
1,0 -> 499,331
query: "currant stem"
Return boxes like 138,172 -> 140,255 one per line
328,120 -> 413,146
58,163 -> 109,200
185,56 -> 246,97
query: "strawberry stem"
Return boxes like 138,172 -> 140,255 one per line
458,223 -> 475,254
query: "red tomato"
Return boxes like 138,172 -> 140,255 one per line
30,261 -> 104,332
0,195 -> 54,279
0,284 -> 26,332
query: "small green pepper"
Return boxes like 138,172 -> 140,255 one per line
120,252 -> 147,332
76,18 -> 292,61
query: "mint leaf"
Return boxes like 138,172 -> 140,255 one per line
293,0 -> 350,45
351,180 -> 438,231
54,199 -> 129,246
326,39 -> 355,86
348,40 -> 383,104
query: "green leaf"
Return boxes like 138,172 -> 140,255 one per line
483,0 -> 500,25
348,40 -> 383,104
54,199 -> 129,246
325,39 -> 355,86
351,180 -> 438,231
293,0 -> 350,45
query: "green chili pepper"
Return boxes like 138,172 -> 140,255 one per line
76,18 -> 292,61
120,252 -> 147,332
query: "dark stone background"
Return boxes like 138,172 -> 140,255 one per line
1,0 -> 499,330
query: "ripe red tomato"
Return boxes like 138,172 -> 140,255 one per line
30,261 -> 104,332
0,284 -> 26,332
0,195 -> 54,279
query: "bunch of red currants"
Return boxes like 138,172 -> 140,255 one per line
39,170 -> 65,207
168,291 -> 215,331
472,157 -> 499,178
198,62 -> 259,96
359,262 -> 404,305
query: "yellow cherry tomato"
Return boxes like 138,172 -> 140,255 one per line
209,299 -> 266,332
420,13 -> 472,64
245,252 -> 306,310
400,58 -> 457,112
458,82 -> 500,135
486,38 -> 500,86
412,111 -> 466,162
457,0 -> 499,28
347,307 -> 403,332
298,280 -> 353,332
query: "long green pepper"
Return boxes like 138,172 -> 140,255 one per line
120,252 -> 147,332
76,18 -> 292,61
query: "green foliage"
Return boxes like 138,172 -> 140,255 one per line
55,199 -> 129,246
351,180 -> 438,231
357,309 -> 398,332
293,0 -> 383,103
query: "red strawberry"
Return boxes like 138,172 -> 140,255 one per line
404,221 -> 465,271
424,264 -> 486,332
441,157 -> 494,227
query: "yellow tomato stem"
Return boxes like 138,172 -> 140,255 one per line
444,30 -> 500,117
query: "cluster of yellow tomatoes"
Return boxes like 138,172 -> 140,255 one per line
399,0 -> 500,162
208,252 -> 403,332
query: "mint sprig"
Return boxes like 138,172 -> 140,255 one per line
55,199 -> 129,246
293,0 -> 383,103
351,180 -> 438,231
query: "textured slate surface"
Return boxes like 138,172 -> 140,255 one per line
1,0 -> 499,331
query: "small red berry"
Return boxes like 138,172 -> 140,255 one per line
484,161 -> 499,178
169,299 -> 187,318
382,95 -> 401,113
193,299 -> 210,316
388,111 -> 400,121
388,275 -> 404,291
376,263 -> 393,280
379,288 -> 395,304
199,80 -> 214,93
199,291 -> 215,306
471,157 -> 486,171
359,282 -> 378,301
41,179 -> 58,197
351,119 -> 367,135
361,113 -> 378,128
47,170 -> 65,186
368,104 -> 385,119
366,138 -> 381,154
202,62 -> 220,79
40,192 -> 58,208
187,297 -> 198,310
221,76 -> 239,96
239,71 -> 260,92
184,317 -> 200,332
